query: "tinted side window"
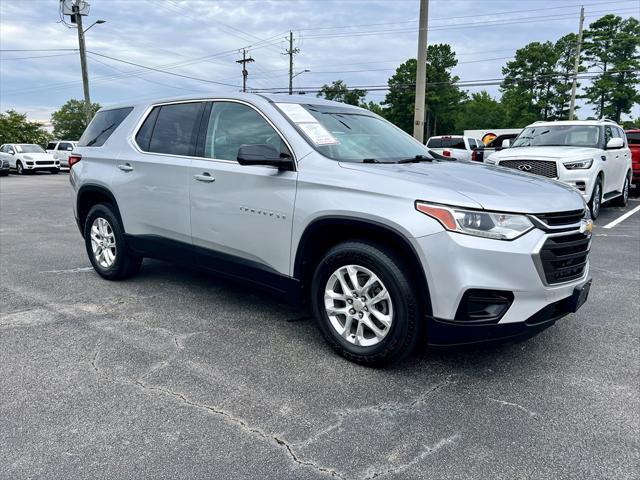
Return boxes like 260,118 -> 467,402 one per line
204,102 -> 288,161
148,102 -> 204,156
46,142 -> 57,150
78,107 -> 133,147
59,142 -> 73,150
604,126 -> 614,143
135,106 -> 160,152
426,138 -> 441,148
468,138 -> 477,149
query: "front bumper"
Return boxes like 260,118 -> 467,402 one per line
416,228 -> 591,345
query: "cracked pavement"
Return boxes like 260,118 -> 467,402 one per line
1,174 -> 639,479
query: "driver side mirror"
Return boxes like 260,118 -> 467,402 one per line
67,146 -> 74,151
606,137 -> 624,149
501,139 -> 511,148
237,144 -> 293,170
8,150 -> 15,155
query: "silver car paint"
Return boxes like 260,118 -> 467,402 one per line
72,92 -> 590,323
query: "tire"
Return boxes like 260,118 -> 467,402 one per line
16,161 -> 24,175
588,178 -> 602,220
84,203 -> 142,280
310,241 -> 422,366
611,173 -> 630,207
50,168 -> 60,175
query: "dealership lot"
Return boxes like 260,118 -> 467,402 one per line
1,174 -> 638,479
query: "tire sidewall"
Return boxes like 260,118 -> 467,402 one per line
590,180 -> 601,219
311,242 -> 419,364
84,204 -> 129,280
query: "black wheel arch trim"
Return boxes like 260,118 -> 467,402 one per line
293,215 -> 433,316
77,184 -> 124,237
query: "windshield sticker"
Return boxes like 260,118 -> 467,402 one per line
276,103 -> 317,123
298,122 -> 340,146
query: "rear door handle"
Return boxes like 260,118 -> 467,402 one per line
117,163 -> 134,172
194,173 -> 215,183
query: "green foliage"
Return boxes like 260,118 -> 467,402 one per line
454,91 -> 508,132
500,41 -> 560,124
361,101 -> 386,116
0,110 -> 52,146
316,80 -> 367,106
582,15 -> 640,121
552,33 -> 585,119
383,44 -> 466,137
51,99 -> 101,140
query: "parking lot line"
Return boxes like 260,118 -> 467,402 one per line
602,205 -> 640,229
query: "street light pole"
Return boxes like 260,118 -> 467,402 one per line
73,3 -> 92,125
413,0 -> 429,142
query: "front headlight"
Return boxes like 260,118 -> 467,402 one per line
563,158 -> 593,169
416,202 -> 534,240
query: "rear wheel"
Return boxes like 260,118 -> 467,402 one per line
588,178 -> 602,219
611,173 -> 630,207
84,203 -> 142,280
310,241 -> 422,366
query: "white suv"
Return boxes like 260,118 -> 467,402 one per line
487,119 -> 632,219
46,140 -> 77,168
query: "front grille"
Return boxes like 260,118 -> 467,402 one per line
533,209 -> 585,227
539,232 -> 590,284
35,161 -> 54,165
500,159 -> 558,178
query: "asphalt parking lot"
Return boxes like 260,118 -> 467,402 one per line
1,173 -> 638,480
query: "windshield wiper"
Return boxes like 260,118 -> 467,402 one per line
396,154 -> 434,164
362,158 -> 395,164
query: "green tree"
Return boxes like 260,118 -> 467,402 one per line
454,91 -> 507,132
383,44 -> 465,137
316,80 -> 367,106
552,33 -> 585,120
500,41 -> 560,123
583,15 -> 640,121
0,110 -> 52,146
51,99 -> 101,140
361,101 -> 386,116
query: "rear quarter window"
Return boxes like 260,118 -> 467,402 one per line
77,107 -> 133,147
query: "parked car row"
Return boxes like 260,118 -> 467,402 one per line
0,140 -> 77,175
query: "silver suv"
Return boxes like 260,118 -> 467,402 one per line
70,93 -> 593,365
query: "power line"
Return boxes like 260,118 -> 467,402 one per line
0,52 -> 77,61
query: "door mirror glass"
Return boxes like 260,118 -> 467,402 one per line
606,137 -> 624,149
237,144 -> 292,169
8,149 -> 14,155
501,139 -> 511,148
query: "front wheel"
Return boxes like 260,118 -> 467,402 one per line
589,179 -> 602,220
50,168 -> 60,175
84,203 -> 142,280
311,241 -> 422,366
16,161 -> 24,175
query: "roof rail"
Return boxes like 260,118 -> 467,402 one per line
600,117 -> 619,125
532,120 -> 546,124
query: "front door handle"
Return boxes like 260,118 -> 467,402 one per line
117,163 -> 134,172
194,173 -> 215,183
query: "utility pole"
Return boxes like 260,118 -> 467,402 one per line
285,31 -> 300,95
236,48 -> 254,93
73,1 -> 92,124
568,6 -> 584,121
413,0 -> 429,142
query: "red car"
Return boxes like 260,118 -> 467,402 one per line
626,129 -> 640,188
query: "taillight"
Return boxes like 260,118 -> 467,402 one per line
68,154 -> 82,168
442,150 -> 451,157
471,150 -> 477,161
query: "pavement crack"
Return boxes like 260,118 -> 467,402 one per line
364,435 -> 460,479
90,338 -> 102,373
134,381 -> 346,479
489,398 -> 538,417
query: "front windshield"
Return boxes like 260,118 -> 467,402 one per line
280,103 -> 432,163
511,125 -> 601,148
16,144 -> 45,153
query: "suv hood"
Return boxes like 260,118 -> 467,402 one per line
340,161 -> 585,214
21,152 -> 55,160
491,146 -> 600,161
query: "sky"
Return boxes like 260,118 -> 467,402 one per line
1,0 -> 639,125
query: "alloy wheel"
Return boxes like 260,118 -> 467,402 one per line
324,264 -> 393,347
90,217 -> 117,268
